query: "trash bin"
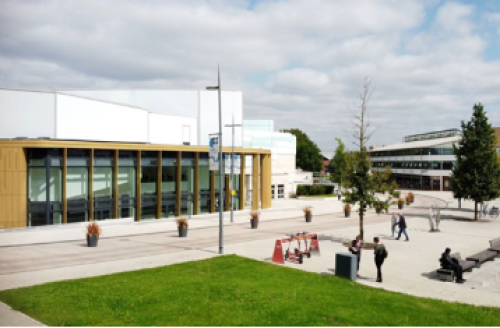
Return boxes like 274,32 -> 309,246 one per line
335,252 -> 357,280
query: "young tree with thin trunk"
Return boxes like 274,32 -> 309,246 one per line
451,103 -> 500,220
330,138 -> 348,189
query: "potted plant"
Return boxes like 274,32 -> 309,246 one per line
303,206 -> 312,222
398,198 -> 404,210
176,217 -> 189,237
405,194 -> 411,205
408,192 -> 415,203
344,203 -> 351,218
375,203 -> 382,215
87,222 -> 101,247
250,211 -> 259,229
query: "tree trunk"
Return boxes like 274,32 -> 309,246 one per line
360,200 -> 364,239
458,199 -> 461,209
474,201 -> 478,221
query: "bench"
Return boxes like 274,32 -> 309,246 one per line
437,253 -> 475,281
489,237 -> 500,255
466,250 -> 497,268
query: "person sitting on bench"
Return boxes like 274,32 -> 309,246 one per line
440,248 -> 465,283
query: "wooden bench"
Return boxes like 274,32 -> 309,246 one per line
466,250 -> 497,268
437,253 -> 475,281
489,237 -> 500,255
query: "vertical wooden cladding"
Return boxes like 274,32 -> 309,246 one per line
157,151 -> 162,219
194,152 -> 199,215
0,148 -> 27,229
89,149 -> 94,221
176,151 -> 181,217
252,154 -> 259,210
261,154 -> 272,209
136,151 -> 141,221
63,149 -> 68,224
239,155 -> 245,210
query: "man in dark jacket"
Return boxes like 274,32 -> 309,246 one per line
440,248 -> 465,283
396,213 -> 409,241
373,236 -> 386,283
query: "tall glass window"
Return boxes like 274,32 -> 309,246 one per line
93,150 -> 113,220
181,152 -> 195,215
230,172 -> 240,210
214,155 -> 226,211
67,149 -> 89,223
198,153 -> 210,214
162,152 -> 177,217
118,151 -> 136,220
141,151 -> 158,220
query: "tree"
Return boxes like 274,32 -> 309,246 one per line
341,77 -> 398,239
451,103 -> 500,220
329,138 -> 348,189
282,128 -> 323,172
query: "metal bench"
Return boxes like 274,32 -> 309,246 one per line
466,250 -> 497,268
437,253 -> 475,281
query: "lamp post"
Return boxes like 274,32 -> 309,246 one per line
207,66 -> 224,255
225,114 -> 242,223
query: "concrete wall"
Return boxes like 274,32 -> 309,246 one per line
0,89 -> 56,139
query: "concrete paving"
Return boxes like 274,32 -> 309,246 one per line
1,191 -> 500,326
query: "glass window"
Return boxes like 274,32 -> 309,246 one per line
162,151 -> 177,217
441,148 -> 453,155
198,153 -> 210,214
141,151 -> 158,220
118,151 -> 136,220
181,152 -> 194,216
442,161 -> 453,170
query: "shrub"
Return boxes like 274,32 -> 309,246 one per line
87,222 -> 101,237
176,217 -> 189,227
250,211 -> 260,220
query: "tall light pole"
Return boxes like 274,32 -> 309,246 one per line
207,65 -> 224,255
225,114 -> 242,223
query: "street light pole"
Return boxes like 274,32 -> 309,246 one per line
225,114 -> 242,223
207,65 -> 224,255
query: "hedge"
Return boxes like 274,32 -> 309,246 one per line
296,185 -> 334,196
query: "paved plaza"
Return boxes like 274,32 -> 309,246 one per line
1,191 -> 500,326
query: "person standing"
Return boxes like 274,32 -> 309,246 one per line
429,205 -> 436,232
396,213 -> 409,241
337,189 -> 342,201
349,235 -> 363,277
440,247 -> 465,283
391,212 -> 398,237
373,236 -> 386,282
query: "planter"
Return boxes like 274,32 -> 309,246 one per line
376,207 -> 382,214
250,219 -> 259,229
87,234 -> 99,247
345,210 -> 351,218
398,204 -> 404,210
410,199 -> 414,203
305,214 -> 312,222
178,226 -> 188,237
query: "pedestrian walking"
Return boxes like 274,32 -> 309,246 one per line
373,236 -> 387,282
337,189 -> 342,201
390,212 -> 398,237
396,213 -> 409,241
348,235 -> 363,277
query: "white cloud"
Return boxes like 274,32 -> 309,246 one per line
0,0 -> 499,151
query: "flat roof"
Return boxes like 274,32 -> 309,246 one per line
370,136 -> 461,152
0,139 -> 271,155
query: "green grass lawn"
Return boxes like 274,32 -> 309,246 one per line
301,194 -> 337,198
0,255 -> 498,326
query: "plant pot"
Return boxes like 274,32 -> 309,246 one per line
250,219 -> 259,229
178,225 -> 188,237
87,234 -> 98,247
398,204 -> 404,210
345,210 -> 351,218
406,201 -> 410,206
376,208 -> 381,214
305,213 -> 312,222
411,199 -> 414,203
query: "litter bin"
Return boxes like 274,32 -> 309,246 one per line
335,252 -> 357,280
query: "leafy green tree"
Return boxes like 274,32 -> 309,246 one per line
451,103 -> 500,220
282,128 -> 323,172
329,138 -> 348,189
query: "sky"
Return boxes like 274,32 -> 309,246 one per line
1,0 -> 500,154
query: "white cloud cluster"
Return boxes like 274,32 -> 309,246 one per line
0,0 -> 499,151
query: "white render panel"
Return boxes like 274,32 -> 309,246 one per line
148,113 -> 198,146
56,94 -> 148,142
199,91 -> 243,147
0,90 -> 56,139
62,90 -> 200,118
